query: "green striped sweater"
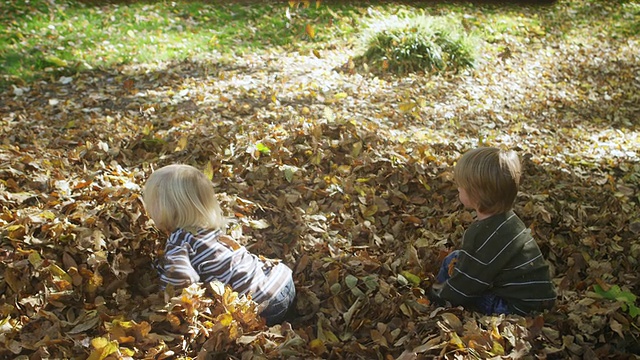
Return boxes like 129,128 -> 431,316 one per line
436,211 -> 556,315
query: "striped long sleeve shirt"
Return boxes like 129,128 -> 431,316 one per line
437,211 -> 556,315
157,228 -> 293,305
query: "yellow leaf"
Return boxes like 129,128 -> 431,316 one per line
6,224 -> 25,240
363,205 -> 378,218
490,319 -> 502,340
40,210 -> 56,220
400,271 -> 421,286
399,102 -> 417,113
334,92 -> 348,100
317,319 -> 339,344
311,152 -> 322,165
305,23 -> 316,39
120,348 -> 135,356
309,338 -> 326,355
352,141 -> 362,157
492,340 -> 505,355
28,252 -> 44,269
90,336 -> 109,348
203,161 -> 214,181
44,55 -> 68,67
323,329 -> 339,343
86,271 -> 103,294
337,164 -> 351,175
449,332 -> 465,349
87,337 -> 119,360
175,136 -> 188,152
217,313 -> 234,327
48,263 -> 73,286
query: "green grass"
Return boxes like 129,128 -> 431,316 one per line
0,0 -> 361,87
614,2 -> 640,37
480,14 -> 546,42
0,0 -> 637,88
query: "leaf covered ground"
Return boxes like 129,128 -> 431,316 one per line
1,0 -> 640,358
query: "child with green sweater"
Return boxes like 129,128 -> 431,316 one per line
430,147 -> 556,315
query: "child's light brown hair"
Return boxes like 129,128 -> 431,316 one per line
143,164 -> 225,233
454,147 -> 521,215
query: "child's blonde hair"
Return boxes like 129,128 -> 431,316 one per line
143,164 -> 225,232
454,147 -> 521,215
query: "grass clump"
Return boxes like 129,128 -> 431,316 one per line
357,15 -> 479,75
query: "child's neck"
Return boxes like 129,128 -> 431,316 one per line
476,210 -> 495,221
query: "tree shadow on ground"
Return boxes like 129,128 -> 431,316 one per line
3,47 -> 638,274
1,0 -> 639,354
2,49 -> 639,355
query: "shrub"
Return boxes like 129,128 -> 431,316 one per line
357,15 -> 479,75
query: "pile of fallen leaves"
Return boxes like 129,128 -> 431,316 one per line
2,1 -> 640,359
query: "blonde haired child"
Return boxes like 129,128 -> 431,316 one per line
143,164 -> 295,325
430,147 -> 556,315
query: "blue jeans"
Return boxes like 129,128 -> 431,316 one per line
260,277 -> 296,326
437,250 -> 510,315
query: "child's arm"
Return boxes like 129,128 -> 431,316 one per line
159,241 -> 201,289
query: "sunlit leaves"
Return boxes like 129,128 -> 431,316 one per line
87,337 -> 119,360
1,0 -> 639,358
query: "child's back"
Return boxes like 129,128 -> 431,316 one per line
430,148 -> 556,315
143,164 -> 295,325
435,210 -> 556,315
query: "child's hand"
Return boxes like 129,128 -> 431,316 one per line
427,283 -> 446,306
